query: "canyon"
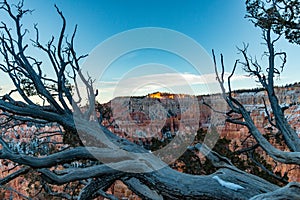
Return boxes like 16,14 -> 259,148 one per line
1,83 -> 300,199
102,83 -> 300,199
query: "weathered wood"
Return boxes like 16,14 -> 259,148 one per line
250,182 -> 300,200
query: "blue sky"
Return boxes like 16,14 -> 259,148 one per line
0,0 -> 299,103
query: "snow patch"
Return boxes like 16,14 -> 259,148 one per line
212,175 -> 245,191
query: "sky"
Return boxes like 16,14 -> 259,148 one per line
0,0 -> 299,103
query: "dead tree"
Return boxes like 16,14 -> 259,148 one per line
213,0 -> 300,164
0,0 -> 299,199
212,0 -> 300,198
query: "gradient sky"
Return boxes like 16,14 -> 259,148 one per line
0,0 -> 299,103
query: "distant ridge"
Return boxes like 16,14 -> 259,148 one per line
105,82 -> 300,103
